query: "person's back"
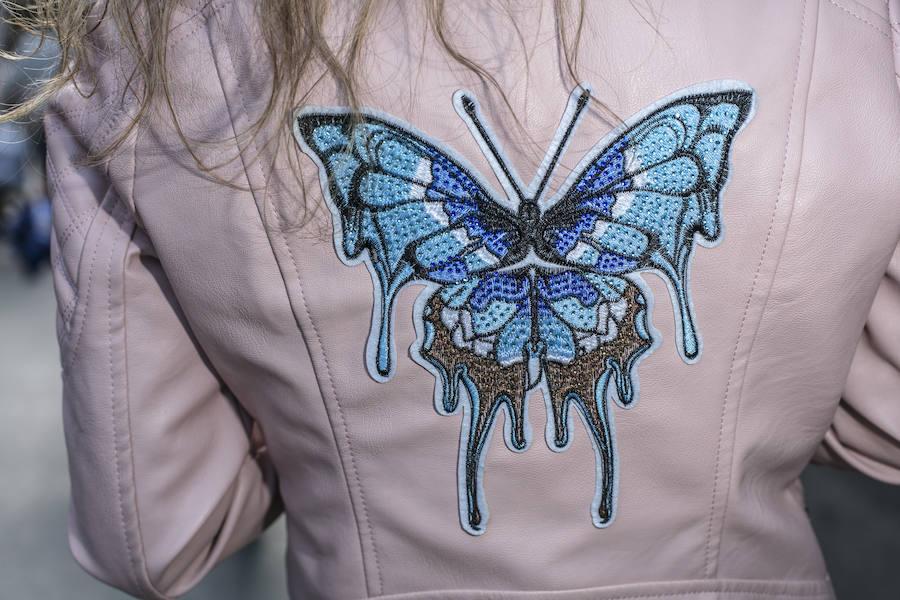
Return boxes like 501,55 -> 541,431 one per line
33,0 -> 900,598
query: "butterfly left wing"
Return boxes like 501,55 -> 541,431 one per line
294,111 -> 524,379
540,84 -> 755,360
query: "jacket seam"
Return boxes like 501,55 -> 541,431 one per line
205,3 -> 382,595
47,0 -> 251,353
270,207 -> 385,597
118,134 -> 171,599
379,588 -> 831,600
702,0 -> 818,578
375,576 -> 832,600
826,0 -> 896,41
57,65 -> 136,364
377,587 -> 832,600
53,209 -> 96,313
45,150 -> 78,225
62,196 -> 112,368
106,200 -> 143,595
890,0 -> 900,96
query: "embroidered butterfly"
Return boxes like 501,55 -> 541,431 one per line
293,81 -> 754,535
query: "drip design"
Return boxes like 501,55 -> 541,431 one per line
293,81 -> 755,534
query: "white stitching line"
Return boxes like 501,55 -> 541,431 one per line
207,2 -> 383,594
827,0 -> 897,44
702,0 -> 813,578
377,574 -> 834,600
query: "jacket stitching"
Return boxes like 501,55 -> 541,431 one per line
54,209 -> 95,324
56,53 -> 141,354
51,208 -> 92,297
63,199 -> 112,367
56,209 -> 95,250
46,151 -> 78,224
378,589 -> 832,600
827,0 -> 896,43
106,201 -> 143,594
119,133 -> 168,599
207,3 -> 383,595
891,1 -> 900,95
839,0 -> 893,24
702,0 -> 815,578
272,206 -> 386,597
46,156 -> 89,324
56,258 -> 78,320
54,208 -> 98,313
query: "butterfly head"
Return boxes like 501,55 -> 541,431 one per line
454,86 -> 593,212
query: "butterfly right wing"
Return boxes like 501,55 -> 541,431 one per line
540,85 -> 755,360
294,110 -> 523,379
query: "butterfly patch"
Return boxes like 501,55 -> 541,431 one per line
293,81 -> 754,535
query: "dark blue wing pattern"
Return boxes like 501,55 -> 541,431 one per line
541,87 -> 755,360
293,82 -> 754,536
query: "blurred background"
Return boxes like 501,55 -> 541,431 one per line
0,14 -> 898,600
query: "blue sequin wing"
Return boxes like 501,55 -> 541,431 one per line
541,87 -> 754,359
295,113 -> 520,280
294,111 -> 522,377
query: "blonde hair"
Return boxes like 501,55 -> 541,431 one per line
0,0 -> 645,226
6,1 -> 605,142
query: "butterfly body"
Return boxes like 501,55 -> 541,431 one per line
293,81 -> 754,535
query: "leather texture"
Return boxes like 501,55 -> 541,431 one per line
45,1 -> 900,598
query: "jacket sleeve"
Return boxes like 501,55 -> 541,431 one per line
814,243 -> 900,482
46,86 -> 281,599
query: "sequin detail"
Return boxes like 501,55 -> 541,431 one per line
293,81 -> 755,535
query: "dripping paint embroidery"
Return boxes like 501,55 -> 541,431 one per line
292,81 -> 755,535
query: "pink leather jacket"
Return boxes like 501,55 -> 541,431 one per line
46,1 -> 900,599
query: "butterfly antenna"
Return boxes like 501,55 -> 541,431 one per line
532,88 -> 591,202
457,93 -> 526,202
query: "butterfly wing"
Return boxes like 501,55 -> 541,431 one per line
416,267 -> 653,533
294,111 -> 524,378
294,84 -> 755,535
540,85 -> 754,360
